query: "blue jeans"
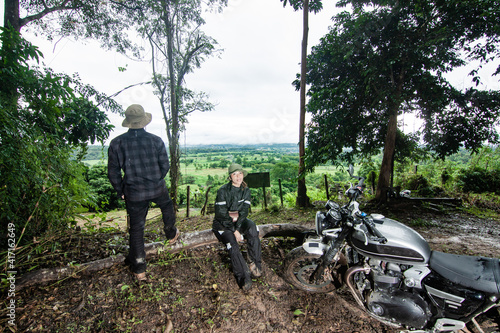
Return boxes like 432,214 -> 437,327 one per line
126,188 -> 176,273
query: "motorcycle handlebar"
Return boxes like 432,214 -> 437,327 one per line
357,177 -> 365,188
364,219 -> 387,244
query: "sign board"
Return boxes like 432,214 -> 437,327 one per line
244,172 -> 270,188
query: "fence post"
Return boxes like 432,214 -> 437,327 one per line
262,186 -> 267,210
324,174 -> 329,199
279,179 -> 284,207
186,185 -> 190,218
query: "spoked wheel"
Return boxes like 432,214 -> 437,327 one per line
283,247 -> 338,293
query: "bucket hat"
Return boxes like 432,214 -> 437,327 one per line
122,104 -> 152,129
228,163 -> 248,177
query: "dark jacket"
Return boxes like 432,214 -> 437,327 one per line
213,182 -> 251,232
107,128 -> 170,201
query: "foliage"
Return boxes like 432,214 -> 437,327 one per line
456,167 -> 500,194
85,164 -> 125,211
302,0 -> 500,199
399,174 -> 443,197
271,162 -> 299,183
0,27 -> 118,247
280,0 -> 323,13
391,146 -> 500,197
10,0 -> 140,56
80,144 -> 500,214
129,0 -> 226,210
462,192 -> 500,215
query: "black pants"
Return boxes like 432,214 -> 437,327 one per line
126,189 -> 176,273
213,218 -> 262,286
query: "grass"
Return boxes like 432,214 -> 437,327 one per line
405,217 -> 439,228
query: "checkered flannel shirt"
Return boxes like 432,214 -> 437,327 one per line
107,129 -> 170,202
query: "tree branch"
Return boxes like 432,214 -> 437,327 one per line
19,0 -> 75,28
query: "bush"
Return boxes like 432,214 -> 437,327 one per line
400,174 -> 443,197
456,167 -> 500,194
86,164 -> 124,211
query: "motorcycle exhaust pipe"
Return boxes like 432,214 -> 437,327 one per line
345,265 -> 370,309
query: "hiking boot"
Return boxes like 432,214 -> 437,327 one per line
168,229 -> 180,245
249,262 -> 262,278
134,272 -> 147,282
241,277 -> 252,291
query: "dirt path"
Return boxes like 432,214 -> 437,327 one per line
4,205 -> 500,332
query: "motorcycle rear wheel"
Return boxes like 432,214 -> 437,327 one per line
284,247 -> 337,293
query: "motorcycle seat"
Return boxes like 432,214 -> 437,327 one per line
429,251 -> 500,295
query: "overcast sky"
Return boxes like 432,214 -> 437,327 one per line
3,0 -> 498,146
5,0 -> 340,146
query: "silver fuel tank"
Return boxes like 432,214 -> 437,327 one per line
350,214 -> 431,265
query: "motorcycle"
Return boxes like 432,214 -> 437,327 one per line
283,165 -> 500,332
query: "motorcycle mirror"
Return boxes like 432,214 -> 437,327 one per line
348,164 -> 354,177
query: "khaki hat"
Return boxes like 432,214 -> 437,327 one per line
122,104 -> 152,129
228,163 -> 248,177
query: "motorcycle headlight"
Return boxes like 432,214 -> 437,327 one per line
316,207 -> 342,235
315,211 -> 326,235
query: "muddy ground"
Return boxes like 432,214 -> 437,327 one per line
3,202 -> 500,333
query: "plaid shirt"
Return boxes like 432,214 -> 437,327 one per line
107,129 -> 170,202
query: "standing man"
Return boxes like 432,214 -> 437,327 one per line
108,104 -> 179,281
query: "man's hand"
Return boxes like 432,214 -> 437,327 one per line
234,230 -> 243,242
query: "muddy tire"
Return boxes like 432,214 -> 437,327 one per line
283,247 -> 337,293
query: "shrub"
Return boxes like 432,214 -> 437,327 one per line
400,174 -> 443,197
86,164 -> 125,211
456,167 -> 500,194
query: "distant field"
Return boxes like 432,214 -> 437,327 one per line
82,144 -> 347,187
83,160 -> 106,166
85,160 -> 341,177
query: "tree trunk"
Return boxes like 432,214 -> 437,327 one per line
168,141 -> 180,210
163,0 -> 180,211
376,111 -> 398,201
2,0 -> 21,108
3,0 -> 20,31
296,0 -> 311,208
15,223 -> 310,290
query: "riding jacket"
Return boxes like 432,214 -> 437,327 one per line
213,182 -> 251,232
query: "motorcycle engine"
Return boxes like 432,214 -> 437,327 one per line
365,261 -> 431,329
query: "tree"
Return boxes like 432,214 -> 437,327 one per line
3,0 -> 138,53
303,0 -> 500,201
1,0 -> 130,245
280,0 -> 323,207
0,27 -> 119,246
271,162 -> 299,182
133,0 -> 226,210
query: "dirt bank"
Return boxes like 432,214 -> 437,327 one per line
4,203 -> 500,332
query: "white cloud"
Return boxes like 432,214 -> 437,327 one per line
10,0 -> 338,145
7,0 -> 496,146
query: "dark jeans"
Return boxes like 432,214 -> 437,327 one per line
126,188 -> 176,273
213,218 -> 261,287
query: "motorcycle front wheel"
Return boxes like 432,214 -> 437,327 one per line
283,247 -> 337,293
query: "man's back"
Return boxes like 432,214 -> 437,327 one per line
108,128 -> 170,201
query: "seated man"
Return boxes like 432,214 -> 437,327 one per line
212,164 -> 262,291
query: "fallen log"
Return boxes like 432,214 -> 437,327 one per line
15,223 -> 311,290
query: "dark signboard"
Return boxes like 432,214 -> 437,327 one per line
244,172 -> 270,188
